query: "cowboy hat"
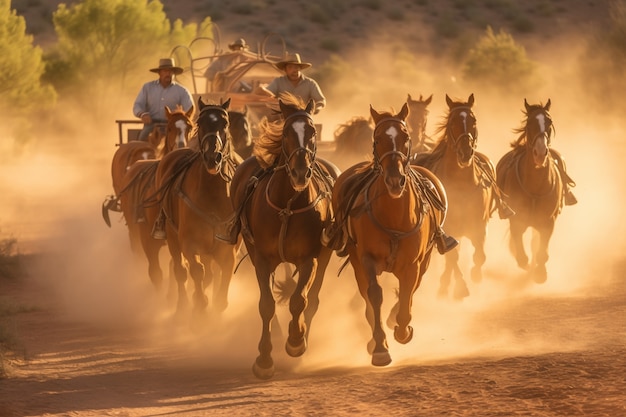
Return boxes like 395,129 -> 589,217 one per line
228,38 -> 249,50
276,53 -> 312,71
150,58 -> 184,75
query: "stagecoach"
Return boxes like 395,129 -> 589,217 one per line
169,31 -> 325,142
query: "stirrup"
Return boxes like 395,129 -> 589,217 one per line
499,203 -> 516,220
436,232 -> 458,255
564,190 -> 578,206
151,219 -> 166,240
215,222 -> 240,245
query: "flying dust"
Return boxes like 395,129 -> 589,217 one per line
0,32 -> 624,376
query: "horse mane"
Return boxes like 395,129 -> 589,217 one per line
253,93 -> 307,168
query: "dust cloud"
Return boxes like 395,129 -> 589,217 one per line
1,31 -> 624,376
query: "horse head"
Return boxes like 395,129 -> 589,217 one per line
371,102 -> 411,198
279,98 -> 317,192
196,97 -> 231,175
407,93 -> 432,148
228,106 -> 252,155
164,105 -> 194,153
445,93 -> 477,168
524,98 -> 553,168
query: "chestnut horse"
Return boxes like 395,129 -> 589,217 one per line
228,94 -> 336,379
113,106 -> 194,289
228,107 -> 253,159
153,98 -> 242,313
496,99 -> 564,283
328,102 -> 449,366
412,93 -> 499,299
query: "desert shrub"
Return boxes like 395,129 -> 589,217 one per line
461,26 -> 540,94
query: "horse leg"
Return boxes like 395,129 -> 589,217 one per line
166,236 -> 189,313
470,229 -> 487,284
393,265 -> 419,345
184,252 -> 208,312
509,220 -> 529,270
302,247 -> 332,342
437,255 -> 454,299
362,255 -> 391,367
139,225 -> 164,290
252,260 -> 276,380
211,244 -> 237,314
531,223 -> 554,283
285,257 -> 315,358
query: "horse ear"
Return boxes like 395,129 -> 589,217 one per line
165,106 -> 172,117
398,102 -> 410,121
468,93 -> 474,107
243,105 -> 248,116
185,105 -> 195,119
197,96 -> 206,110
370,105 -> 381,122
445,94 -> 453,108
222,98 -> 231,110
545,98 -> 551,111
524,98 -> 530,112
407,93 -> 413,102
424,94 -> 433,106
305,99 -> 315,115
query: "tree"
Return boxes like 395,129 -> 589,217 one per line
0,0 -> 56,117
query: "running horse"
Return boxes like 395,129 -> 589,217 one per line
228,94 -> 336,379
108,106 -> 194,289
327,102 -> 450,366
152,97 -> 242,313
228,107 -> 253,159
413,93 -> 503,299
496,99 -> 564,283
406,93 -> 435,153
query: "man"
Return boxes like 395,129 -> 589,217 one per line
205,38 -> 252,81
133,58 -> 194,141
255,53 -> 326,114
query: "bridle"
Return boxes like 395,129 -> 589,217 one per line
196,105 -> 231,176
372,117 -> 412,172
446,106 -> 477,150
278,111 -> 317,180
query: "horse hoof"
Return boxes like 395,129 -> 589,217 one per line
285,337 -> 307,357
437,286 -> 448,299
252,361 -> 275,380
371,351 -> 392,367
453,283 -> 470,300
367,339 -> 376,355
394,325 -> 413,344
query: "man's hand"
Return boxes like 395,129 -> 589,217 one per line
140,113 -> 152,124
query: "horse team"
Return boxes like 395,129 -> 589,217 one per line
102,92 -> 575,379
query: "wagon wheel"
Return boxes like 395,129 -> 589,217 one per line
260,32 -> 287,61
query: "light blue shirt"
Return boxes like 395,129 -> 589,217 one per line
133,80 -> 194,122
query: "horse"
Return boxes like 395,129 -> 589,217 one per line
227,94 -> 337,379
327,101 -> 449,367
113,106 -> 194,289
103,105 -> 194,228
153,97 -> 242,313
228,107 -> 253,159
333,115 -> 374,166
496,98 -> 564,283
412,93 -> 500,300
406,93 -> 435,154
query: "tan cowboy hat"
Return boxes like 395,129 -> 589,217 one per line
150,58 -> 184,75
276,53 -> 312,71
228,38 -> 249,50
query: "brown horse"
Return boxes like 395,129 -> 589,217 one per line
412,93 -> 499,299
228,107 -> 253,159
333,115 -> 374,166
328,102 -> 449,367
153,97 -> 242,313
496,99 -> 564,283
406,93 -> 435,153
114,106 -> 194,289
228,94 -> 336,379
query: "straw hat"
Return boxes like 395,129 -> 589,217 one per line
150,58 -> 184,75
228,38 -> 249,50
276,53 -> 312,71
